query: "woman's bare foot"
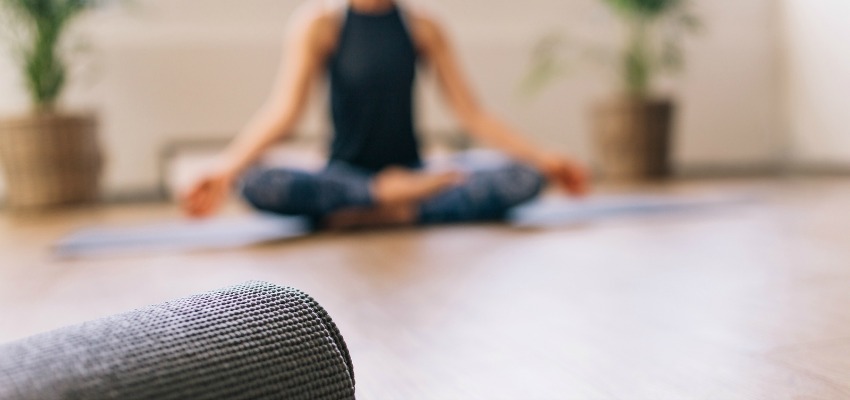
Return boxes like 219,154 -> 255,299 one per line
371,167 -> 464,206
323,204 -> 418,230
322,168 -> 462,230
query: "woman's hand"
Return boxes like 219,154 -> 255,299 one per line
181,168 -> 237,218
534,152 -> 590,197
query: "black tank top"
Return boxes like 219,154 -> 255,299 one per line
327,4 -> 421,172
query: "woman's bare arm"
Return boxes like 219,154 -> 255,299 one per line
216,7 -> 338,178
182,5 -> 340,217
410,13 -> 589,195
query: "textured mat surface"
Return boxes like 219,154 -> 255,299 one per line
0,281 -> 355,400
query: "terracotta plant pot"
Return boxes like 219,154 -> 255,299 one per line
591,97 -> 674,181
0,113 -> 103,209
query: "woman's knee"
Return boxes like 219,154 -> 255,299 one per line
417,162 -> 543,224
495,162 -> 546,206
240,168 -> 314,215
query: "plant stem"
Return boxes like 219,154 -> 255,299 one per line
26,17 -> 66,109
624,18 -> 651,99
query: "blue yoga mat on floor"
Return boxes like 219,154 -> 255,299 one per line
506,193 -> 752,227
54,214 -> 313,258
53,193 -> 753,258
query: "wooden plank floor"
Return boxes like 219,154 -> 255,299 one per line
2,177 -> 850,399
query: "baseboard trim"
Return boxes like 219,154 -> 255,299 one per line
101,189 -> 169,204
673,162 -> 787,179
787,162 -> 850,176
5,161 -> 850,208
0,188 -> 167,210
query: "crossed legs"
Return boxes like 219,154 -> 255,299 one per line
241,153 -> 546,229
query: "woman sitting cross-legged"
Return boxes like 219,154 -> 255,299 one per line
182,0 -> 589,229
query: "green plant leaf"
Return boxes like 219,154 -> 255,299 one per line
524,0 -> 699,98
602,0 -> 683,19
1,0 -> 116,110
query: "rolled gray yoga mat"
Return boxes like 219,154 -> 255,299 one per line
0,282 -> 355,400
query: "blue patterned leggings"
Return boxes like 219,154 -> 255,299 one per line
241,152 -> 546,224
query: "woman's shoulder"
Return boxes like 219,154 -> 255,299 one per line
402,4 -> 450,53
285,0 -> 347,53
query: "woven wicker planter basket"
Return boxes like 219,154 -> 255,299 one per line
591,97 -> 674,181
0,113 -> 103,209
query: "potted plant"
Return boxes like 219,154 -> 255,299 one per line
0,0 -> 111,209
527,0 -> 699,181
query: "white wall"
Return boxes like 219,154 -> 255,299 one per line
783,0 -> 850,167
0,0 -> 784,198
